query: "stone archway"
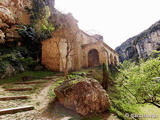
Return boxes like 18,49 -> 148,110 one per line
88,49 -> 100,67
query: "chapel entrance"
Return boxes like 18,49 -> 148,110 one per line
88,49 -> 100,67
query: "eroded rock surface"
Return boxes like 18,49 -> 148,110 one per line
115,20 -> 160,62
54,78 -> 110,116
0,0 -> 31,44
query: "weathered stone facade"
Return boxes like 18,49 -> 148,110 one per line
42,14 -> 119,71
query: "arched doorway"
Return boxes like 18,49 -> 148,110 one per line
88,49 -> 100,67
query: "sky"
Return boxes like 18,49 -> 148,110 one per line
55,0 -> 160,49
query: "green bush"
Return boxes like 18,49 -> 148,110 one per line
111,57 -> 160,119
150,50 -> 160,58
20,57 -> 38,69
0,60 -> 8,76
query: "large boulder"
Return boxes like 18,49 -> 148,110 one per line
54,78 -> 110,116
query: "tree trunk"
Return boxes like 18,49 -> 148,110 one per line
64,55 -> 69,79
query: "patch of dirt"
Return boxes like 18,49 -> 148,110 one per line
33,80 -> 55,110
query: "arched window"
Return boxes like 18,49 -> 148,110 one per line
110,54 -> 113,64
114,56 -> 117,66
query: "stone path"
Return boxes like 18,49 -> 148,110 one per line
0,76 -> 56,117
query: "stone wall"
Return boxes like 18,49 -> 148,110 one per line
42,31 -> 119,72
41,37 -> 60,71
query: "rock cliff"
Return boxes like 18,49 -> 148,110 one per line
0,0 -> 55,44
115,20 -> 160,62
0,0 -> 32,44
0,0 -> 55,78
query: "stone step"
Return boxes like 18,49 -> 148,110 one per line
5,88 -> 33,91
14,81 -> 44,84
0,96 -> 29,101
0,106 -> 34,115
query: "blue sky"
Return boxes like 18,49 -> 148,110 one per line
55,0 -> 160,49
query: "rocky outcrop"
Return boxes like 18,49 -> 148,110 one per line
0,0 -> 32,44
0,30 -> 5,44
0,0 -> 55,78
54,78 -> 110,116
115,20 -> 160,62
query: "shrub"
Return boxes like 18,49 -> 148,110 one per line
111,57 -> 160,119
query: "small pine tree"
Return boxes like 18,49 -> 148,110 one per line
101,63 -> 110,91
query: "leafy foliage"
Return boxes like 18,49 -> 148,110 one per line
20,57 -> 38,69
116,58 -> 160,107
109,58 -> 160,119
0,46 -> 40,77
150,50 -> 160,58
17,25 -> 35,42
101,63 -> 110,90
31,1 -> 55,41
33,18 -> 55,40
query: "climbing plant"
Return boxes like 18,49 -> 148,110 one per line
30,1 -> 55,41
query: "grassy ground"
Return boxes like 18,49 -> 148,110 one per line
138,104 -> 160,120
0,70 -> 54,85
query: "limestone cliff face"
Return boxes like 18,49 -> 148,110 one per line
0,0 -> 32,44
0,0 -> 55,78
115,20 -> 160,62
0,0 -> 55,44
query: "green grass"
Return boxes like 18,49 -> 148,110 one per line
78,66 -> 103,83
0,70 -> 55,85
138,104 -> 160,120
48,77 -> 64,100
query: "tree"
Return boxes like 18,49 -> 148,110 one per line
63,31 -> 78,79
116,58 -> 160,108
101,63 -> 110,91
51,13 -> 78,79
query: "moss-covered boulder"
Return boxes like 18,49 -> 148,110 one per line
54,78 -> 110,116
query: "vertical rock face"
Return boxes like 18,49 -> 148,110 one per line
0,0 -> 55,78
115,20 -> 160,62
0,0 -> 32,44
0,0 -> 55,44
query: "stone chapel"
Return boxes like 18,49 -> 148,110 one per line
41,13 -> 119,72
